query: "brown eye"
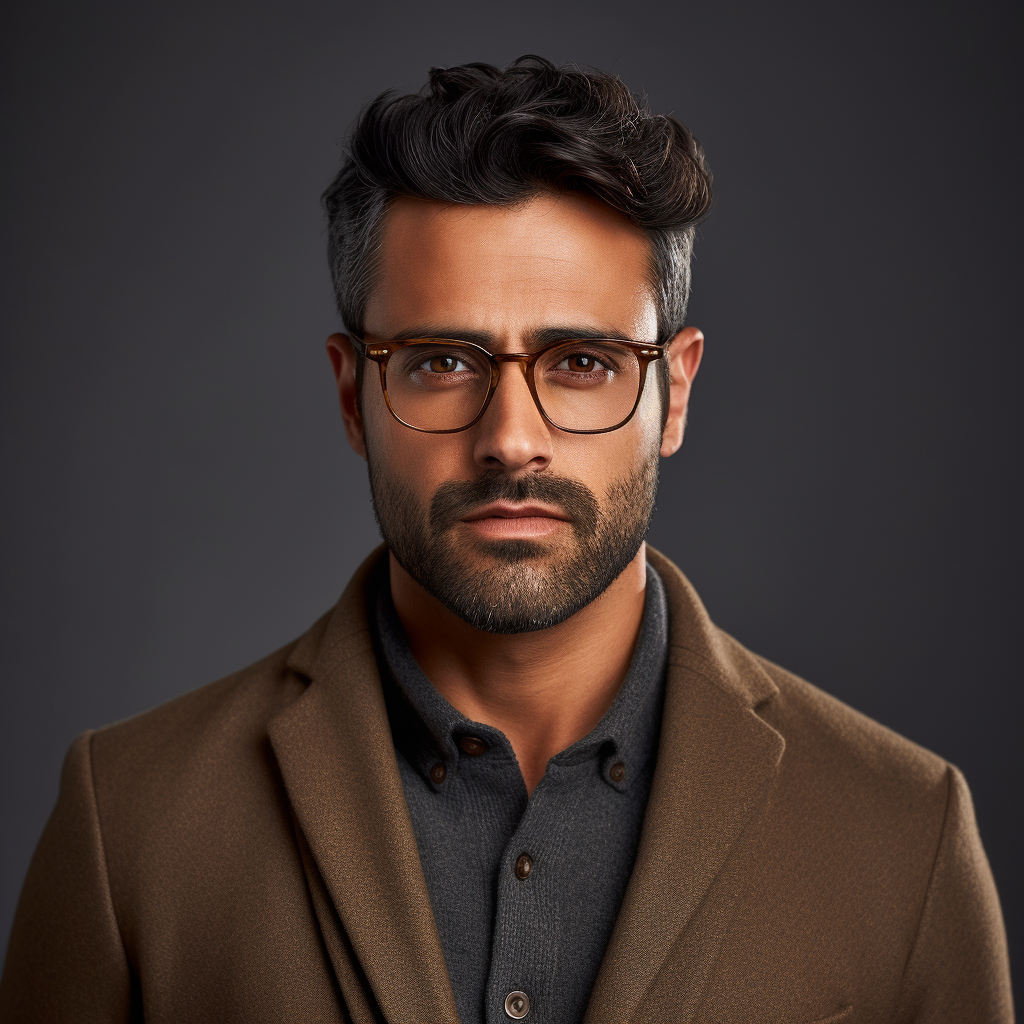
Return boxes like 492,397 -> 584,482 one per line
428,355 -> 459,373
567,354 -> 597,372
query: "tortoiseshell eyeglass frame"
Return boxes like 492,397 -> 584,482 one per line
349,335 -> 667,435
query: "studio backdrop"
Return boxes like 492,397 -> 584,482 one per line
2,0 -> 1020,997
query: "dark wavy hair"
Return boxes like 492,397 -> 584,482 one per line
323,55 -> 713,348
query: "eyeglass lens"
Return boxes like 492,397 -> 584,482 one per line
384,340 -> 643,431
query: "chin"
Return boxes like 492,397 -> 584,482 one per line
466,537 -> 557,563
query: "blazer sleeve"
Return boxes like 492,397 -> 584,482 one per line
891,764 -> 1014,1023
0,731 -> 137,1023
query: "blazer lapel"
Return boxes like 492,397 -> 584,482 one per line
267,544 -> 780,1023
268,549 -> 459,1024
584,548 -> 786,1023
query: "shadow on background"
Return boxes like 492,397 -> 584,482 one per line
2,0 -> 1020,998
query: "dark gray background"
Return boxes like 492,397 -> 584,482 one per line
3,0 -> 1020,997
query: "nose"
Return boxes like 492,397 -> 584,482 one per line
471,360 -> 553,471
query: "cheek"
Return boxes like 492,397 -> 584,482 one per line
363,399 -> 464,499
362,391 -> 411,476
634,379 -> 666,445
361,379 -> 409,459
552,422 -> 659,507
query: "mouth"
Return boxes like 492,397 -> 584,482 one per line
460,502 -> 571,540
462,502 -> 570,522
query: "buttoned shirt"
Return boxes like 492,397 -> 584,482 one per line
373,563 -> 668,1024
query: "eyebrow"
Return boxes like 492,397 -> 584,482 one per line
387,325 -> 643,348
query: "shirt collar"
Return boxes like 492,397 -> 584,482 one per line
375,561 -> 668,793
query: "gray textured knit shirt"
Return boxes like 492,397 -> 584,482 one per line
374,564 -> 668,1024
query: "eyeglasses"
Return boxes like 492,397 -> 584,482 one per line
351,335 -> 666,434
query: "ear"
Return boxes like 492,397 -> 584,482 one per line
660,326 -> 704,457
326,333 -> 367,459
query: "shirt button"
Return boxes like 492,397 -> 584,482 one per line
459,736 -> 488,756
429,763 -> 447,784
514,853 -> 533,880
609,760 -> 626,782
504,991 -> 530,1019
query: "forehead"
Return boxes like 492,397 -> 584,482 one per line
364,193 -> 658,342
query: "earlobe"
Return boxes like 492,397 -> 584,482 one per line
660,326 -> 704,458
326,333 -> 367,459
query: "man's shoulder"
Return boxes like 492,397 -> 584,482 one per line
750,643 -> 949,791
87,551 -> 387,780
650,548 -> 952,803
725,637 -> 956,854
86,608 -> 337,787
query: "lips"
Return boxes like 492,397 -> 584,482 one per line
460,502 -> 571,523
428,473 -> 599,539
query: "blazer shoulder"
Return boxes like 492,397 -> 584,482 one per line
746,642 -> 951,796
82,548 -> 386,827
87,608 -> 334,785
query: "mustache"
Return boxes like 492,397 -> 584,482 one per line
429,472 -> 600,538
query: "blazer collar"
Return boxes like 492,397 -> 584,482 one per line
269,546 -> 460,1024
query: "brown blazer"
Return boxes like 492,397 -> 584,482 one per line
0,547 -> 1013,1023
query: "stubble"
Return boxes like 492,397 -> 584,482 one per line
366,449 -> 659,634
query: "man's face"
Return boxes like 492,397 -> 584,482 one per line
346,193 -> 671,633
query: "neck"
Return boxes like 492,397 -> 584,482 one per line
389,545 -> 648,795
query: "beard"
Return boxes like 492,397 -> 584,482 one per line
366,447 -> 659,634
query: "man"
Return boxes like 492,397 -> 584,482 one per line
0,56 -> 1012,1023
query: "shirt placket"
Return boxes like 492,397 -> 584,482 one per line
484,759 -> 588,1023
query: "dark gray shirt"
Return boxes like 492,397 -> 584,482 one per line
374,564 -> 668,1024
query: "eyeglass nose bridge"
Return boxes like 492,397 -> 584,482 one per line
474,350 -> 552,428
